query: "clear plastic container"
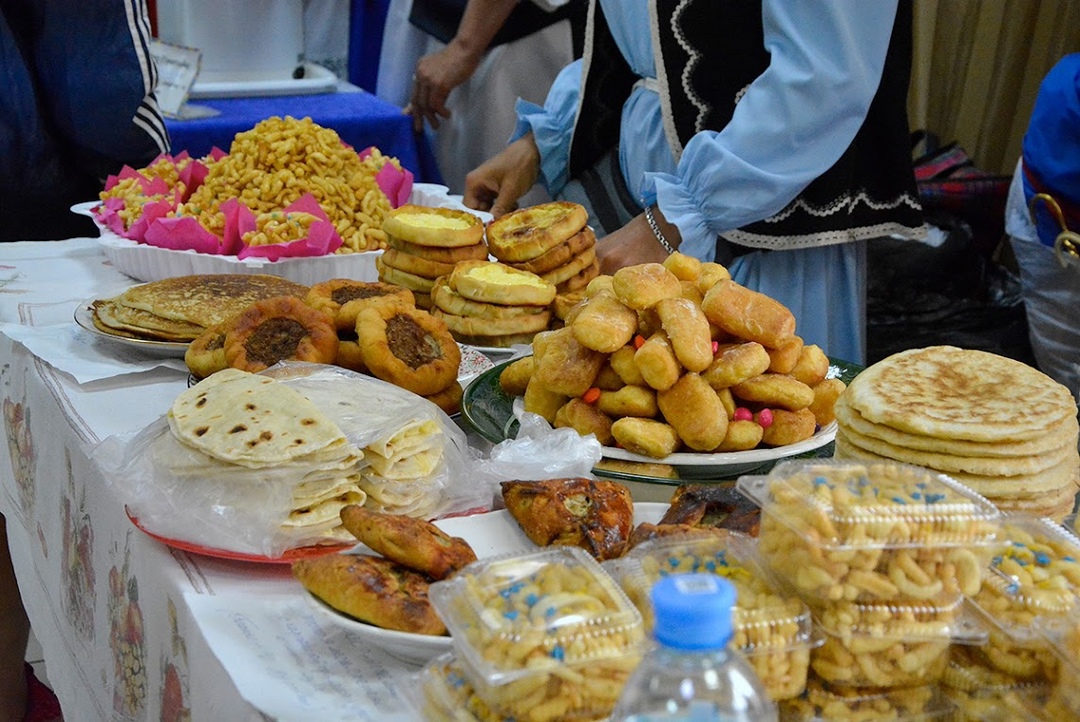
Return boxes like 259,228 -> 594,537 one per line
966,515 -> 1080,682
409,653 -> 506,722
809,595 -> 983,688
941,646 -> 1050,722
779,676 -> 955,721
737,459 -> 1002,604
427,546 -> 646,722
1034,613 -> 1080,717
609,574 -> 778,722
605,530 -> 815,700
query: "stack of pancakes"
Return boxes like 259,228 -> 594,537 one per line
833,345 -> 1080,519
430,260 -> 555,347
486,201 -> 601,300
91,273 -> 309,342
377,204 -> 488,310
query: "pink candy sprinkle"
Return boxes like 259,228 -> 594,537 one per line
756,408 -> 774,428
733,407 -> 753,422
712,340 -> 720,354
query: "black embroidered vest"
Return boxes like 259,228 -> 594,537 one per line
568,0 -> 925,250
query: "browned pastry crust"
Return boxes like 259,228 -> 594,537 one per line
355,303 -> 461,395
184,321 -> 230,378
223,296 -> 338,373
659,483 -> 761,536
424,380 -> 464,416
500,478 -> 634,561
388,235 -> 489,263
508,227 -> 596,275
487,201 -> 589,262
626,522 -> 734,552
306,278 -> 414,332
292,553 -> 446,635
339,504 -> 476,581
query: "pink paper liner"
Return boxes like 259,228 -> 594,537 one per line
94,197 -> 128,236
234,194 -> 344,261
126,192 -> 180,243
143,215 -> 231,255
359,146 -> 413,208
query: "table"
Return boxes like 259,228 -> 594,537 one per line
0,239 -> 460,721
165,85 -> 443,184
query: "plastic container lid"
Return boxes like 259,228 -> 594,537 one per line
607,530 -> 815,653
427,546 -> 645,686
780,678 -> 956,721
650,573 -> 735,650
738,459 -> 1002,550
814,594 -> 984,643
409,653 -> 505,722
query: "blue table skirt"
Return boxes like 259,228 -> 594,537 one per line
164,90 -> 443,183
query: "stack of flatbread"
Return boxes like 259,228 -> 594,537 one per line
165,369 -> 366,542
833,346 -> 1080,519
91,273 -> 308,342
360,418 -> 446,518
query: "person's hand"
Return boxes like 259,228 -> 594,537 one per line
596,209 -> 680,273
463,135 -> 541,217
405,42 -> 483,132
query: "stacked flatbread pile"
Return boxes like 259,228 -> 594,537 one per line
834,345 -> 1080,519
165,369 -> 367,542
430,260 -> 555,347
377,204 -> 488,310
359,418 -> 447,518
91,273 -> 309,342
487,201 -> 600,303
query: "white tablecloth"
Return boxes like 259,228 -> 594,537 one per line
0,239 -> 430,721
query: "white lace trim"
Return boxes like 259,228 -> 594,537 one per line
765,191 -> 923,224
723,221 -> 929,251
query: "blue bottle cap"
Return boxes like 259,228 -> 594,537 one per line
649,573 -> 736,651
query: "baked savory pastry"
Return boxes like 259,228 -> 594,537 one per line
292,553 -> 446,635
382,204 -> 486,248
500,478 -> 634,561
486,201 -> 588,262
659,483 -> 761,536
184,321 -> 229,379
355,302 -> 461,396
223,296 -> 339,373
339,504 -> 476,580
305,279 -> 413,332
626,522 -> 732,552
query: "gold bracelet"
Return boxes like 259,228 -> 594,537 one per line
643,205 -> 676,255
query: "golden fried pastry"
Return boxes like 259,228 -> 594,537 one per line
609,345 -> 647,386
612,262 -> 682,310
703,342 -> 771,389
716,386 -> 737,418
554,398 -> 615,446
523,377 -> 569,423
539,247 -> 597,287
714,419 -> 764,452
431,276 -> 549,320
731,373 -> 815,411
382,204 -> 486,247
223,296 -> 338,373
387,235 -> 489,263
657,373 -> 728,451
185,322 -> 229,379
380,248 -> 458,280
432,307 -> 551,338
377,256 -> 438,294
424,380 -> 463,415
509,227 -> 596,275
593,362 -> 625,391
656,297 -> 713,373
760,407 -> 817,446
767,336 -> 804,375
557,259 -> 601,294
679,280 -> 705,306
292,553 -> 446,635
702,280 -> 796,349
660,483 -> 762,535
809,377 -> 847,426
634,330 -> 682,391
339,505 -> 476,580
571,291 -> 638,353
451,331 -> 542,348
486,201 -> 589,262
335,333 -> 368,373
662,251 -> 702,282
789,344 -> 830,387
531,326 -> 605,397
611,417 -> 681,458
596,385 -> 658,418
500,478 -> 634,561
356,303 -> 461,395
552,290 -> 588,322
449,260 -> 557,307
498,356 -> 535,397
586,274 -> 615,297
306,278 -> 414,332
695,262 -> 732,294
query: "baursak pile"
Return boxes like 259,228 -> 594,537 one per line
833,345 -> 1080,520
499,253 -> 846,457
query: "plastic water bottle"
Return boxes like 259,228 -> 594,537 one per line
610,573 -> 778,722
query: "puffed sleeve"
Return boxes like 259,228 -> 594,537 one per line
510,59 -> 584,194
642,0 -> 899,261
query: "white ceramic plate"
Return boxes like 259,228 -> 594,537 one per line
72,184 -> 492,285
73,296 -> 190,358
306,502 -> 668,666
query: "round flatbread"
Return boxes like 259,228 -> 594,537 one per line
431,276 -> 549,320
449,260 -> 556,307
382,204 -> 485,248
486,201 -> 588,262
508,227 -> 596,275
388,235 -> 489,263
432,307 -> 551,337
843,346 -> 1078,442
377,256 -> 437,293
539,246 -> 597,287
380,248 -> 458,280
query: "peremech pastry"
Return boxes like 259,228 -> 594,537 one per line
355,302 -> 460,395
223,296 -> 338,373
305,278 -> 413,332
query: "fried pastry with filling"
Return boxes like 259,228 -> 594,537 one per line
306,279 -> 413,332
356,303 -> 461,395
339,504 -> 476,580
223,296 -> 338,373
292,553 -> 446,635
185,321 -> 229,378
500,478 -> 634,561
